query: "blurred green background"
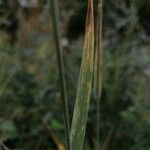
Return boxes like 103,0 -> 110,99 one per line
0,0 -> 150,149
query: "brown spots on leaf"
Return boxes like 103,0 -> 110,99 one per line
86,0 -> 94,29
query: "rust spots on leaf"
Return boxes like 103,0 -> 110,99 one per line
86,0 -> 94,29
83,0 -> 94,64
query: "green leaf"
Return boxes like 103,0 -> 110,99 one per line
70,0 -> 94,150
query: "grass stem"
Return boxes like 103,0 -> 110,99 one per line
48,0 -> 70,149
94,0 -> 103,149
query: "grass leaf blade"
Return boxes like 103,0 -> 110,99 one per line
70,0 -> 94,150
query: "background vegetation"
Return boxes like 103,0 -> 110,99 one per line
0,0 -> 150,149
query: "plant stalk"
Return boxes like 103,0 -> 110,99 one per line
94,0 -> 103,149
48,0 -> 70,149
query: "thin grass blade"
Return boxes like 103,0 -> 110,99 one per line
93,0 -> 103,149
48,0 -> 70,149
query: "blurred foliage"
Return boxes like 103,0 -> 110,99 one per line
0,0 -> 150,150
